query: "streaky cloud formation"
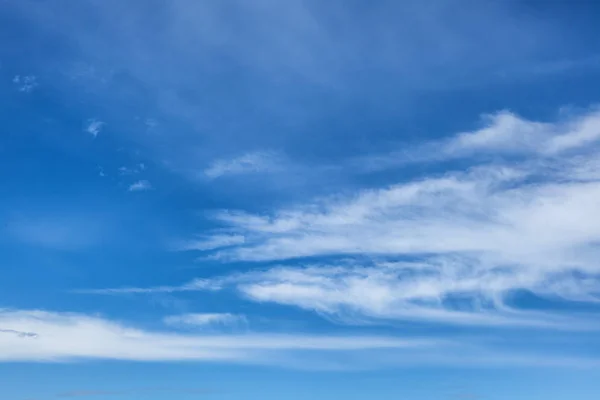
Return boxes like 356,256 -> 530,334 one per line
0,309 -> 438,363
131,108 -> 600,328
3,1 -> 600,397
203,109 -> 600,264
354,108 -> 600,171
2,309 -> 598,370
203,152 -> 282,180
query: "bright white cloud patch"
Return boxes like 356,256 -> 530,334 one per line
204,152 -> 281,179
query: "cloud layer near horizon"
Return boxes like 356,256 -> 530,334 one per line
2,309 -> 599,369
0,309 -> 433,363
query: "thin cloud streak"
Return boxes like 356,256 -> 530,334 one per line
2,309 -> 598,370
79,259 -> 600,330
204,152 -> 282,180
0,309 -> 440,363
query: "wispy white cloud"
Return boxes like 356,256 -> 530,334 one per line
128,180 -> 152,192
235,262 -> 600,329
0,309 -> 437,363
129,108 -> 600,328
74,279 -> 219,295
163,313 -> 246,328
203,152 -> 281,180
86,259 -> 599,330
356,108 -> 600,171
85,119 -> 104,138
201,109 -> 600,263
2,309 -> 598,369
447,108 -> 600,156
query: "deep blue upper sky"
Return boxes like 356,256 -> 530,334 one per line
2,1 -> 600,399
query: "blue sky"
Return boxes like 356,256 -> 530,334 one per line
2,0 -> 600,399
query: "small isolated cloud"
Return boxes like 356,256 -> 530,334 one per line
128,180 -> 152,192
13,75 -> 38,92
203,152 -> 281,179
163,313 -> 246,328
85,119 -> 104,137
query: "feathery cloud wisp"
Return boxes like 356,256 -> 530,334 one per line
0,309 -> 437,363
204,152 -> 281,180
2,309 -> 599,369
110,108 -> 600,328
